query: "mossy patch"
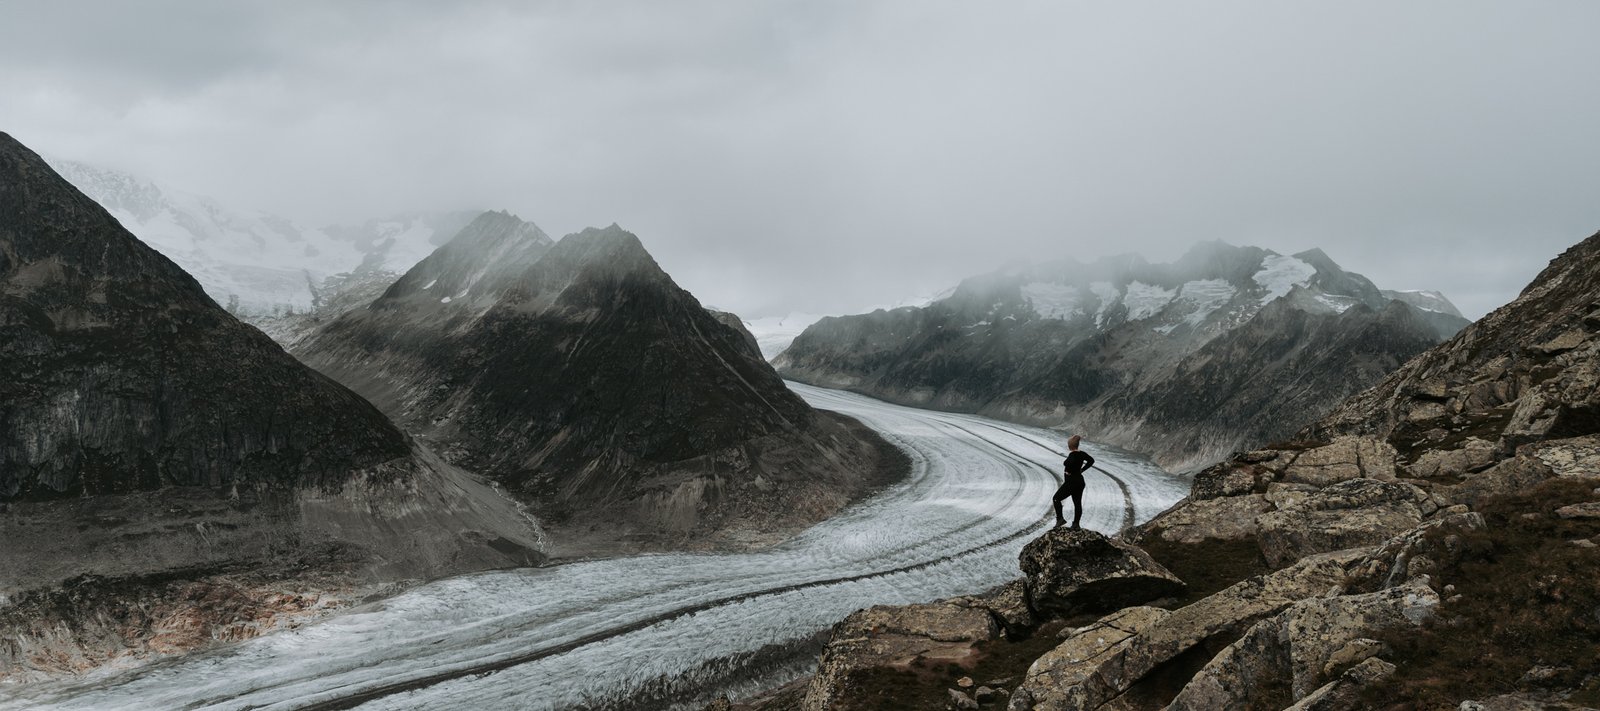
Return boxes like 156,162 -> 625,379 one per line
1364,478 -> 1600,709
1139,535 -> 1272,606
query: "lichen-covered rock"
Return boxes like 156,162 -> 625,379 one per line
1018,528 -> 1185,617
1190,459 -> 1275,500
949,579 -> 1036,638
1257,479 -> 1432,568
1283,657 -> 1397,711
1014,606 -> 1169,711
1132,494 -> 1275,545
1278,436 -> 1399,487
1407,437 -> 1500,479
802,601 -> 1001,711
1015,549 -> 1366,711
1348,511 -> 1487,592
1167,580 -> 1439,709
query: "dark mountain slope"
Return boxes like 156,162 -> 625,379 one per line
297,223 -> 899,553
0,131 -> 545,679
0,135 -> 408,500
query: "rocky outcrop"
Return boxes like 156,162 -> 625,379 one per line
1012,549 -> 1365,711
1166,580 -> 1438,709
778,241 -> 1464,471
1255,478 -> 1435,567
296,218 -> 901,553
1009,606 -> 1170,711
802,599 -> 1004,711
1018,528 -> 1184,617
1311,233 -> 1600,471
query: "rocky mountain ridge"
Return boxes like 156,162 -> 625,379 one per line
725,231 -> 1600,710
777,241 -> 1469,471
296,216 -> 903,554
0,132 -> 544,680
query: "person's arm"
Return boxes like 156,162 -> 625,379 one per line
1084,452 -> 1096,471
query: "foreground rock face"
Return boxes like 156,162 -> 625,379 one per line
1167,580 -> 1439,710
1014,549 -> 1365,711
297,217 -> 900,552
1018,528 -> 1185,617
802,599 -> 1004,711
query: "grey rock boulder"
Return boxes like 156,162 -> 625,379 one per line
1013,606 -> 1170,711
1257,478 -> 1433,568
1133,493 -> 1275,545
1018,528 -> 1185,617
1348,511 -> 1488,592
1283,657 -> 1398,711
1278,436 -> 1399,487
1013,548 -> 1366,711
802,601 -> 1001,711
1167,580 -> 1439,709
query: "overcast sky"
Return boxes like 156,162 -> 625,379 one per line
4,1 -> 1599,319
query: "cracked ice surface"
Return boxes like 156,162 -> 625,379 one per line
1,384 -> 1188,711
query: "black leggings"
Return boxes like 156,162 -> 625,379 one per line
1053,475 -> 1085,527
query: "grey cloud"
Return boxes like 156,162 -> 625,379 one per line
2,0 -> 1597,319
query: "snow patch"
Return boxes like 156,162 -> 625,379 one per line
1122,281 -> 1177,322
1176,279 -> 1237,327
744,312 -> 828,360
1253,254 -> 1317,304
1089,281 -> 1120,326
423,279 -> 438,290
440,296 -> 452,304
1313,293 -> 1358,314
1021,282 -> 1083,320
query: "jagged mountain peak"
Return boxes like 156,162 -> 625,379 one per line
375,209 -> 552,308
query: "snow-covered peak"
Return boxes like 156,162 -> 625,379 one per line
1381,289 -> 1466,318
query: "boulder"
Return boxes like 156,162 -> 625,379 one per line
1014,606 -> 1170,711
1133,494 -> 1275,545
1348,512 -> 1488,592
1257,479 -> 1432,568
949,579 -> 1036,638
1278,437 -> 1399,487
1554,502 -> 1600,520
1190,460 -> 1275,500
1457,693 -> 1597,710
1018,528 -> 1185,617
1406,437 -> 1500,479
1444,434 -> 1600,508
1166,580 -> 1439,709
1012,548 -> 1366,711
1525,435 -> 1600,477
802,601 -> 1001,711
1283,657 -> 1398,711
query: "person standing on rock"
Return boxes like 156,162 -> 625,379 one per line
1054,435 -> 1095,529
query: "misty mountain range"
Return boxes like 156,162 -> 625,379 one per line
777,241 -> 1471,471
51,159 -> 478,317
